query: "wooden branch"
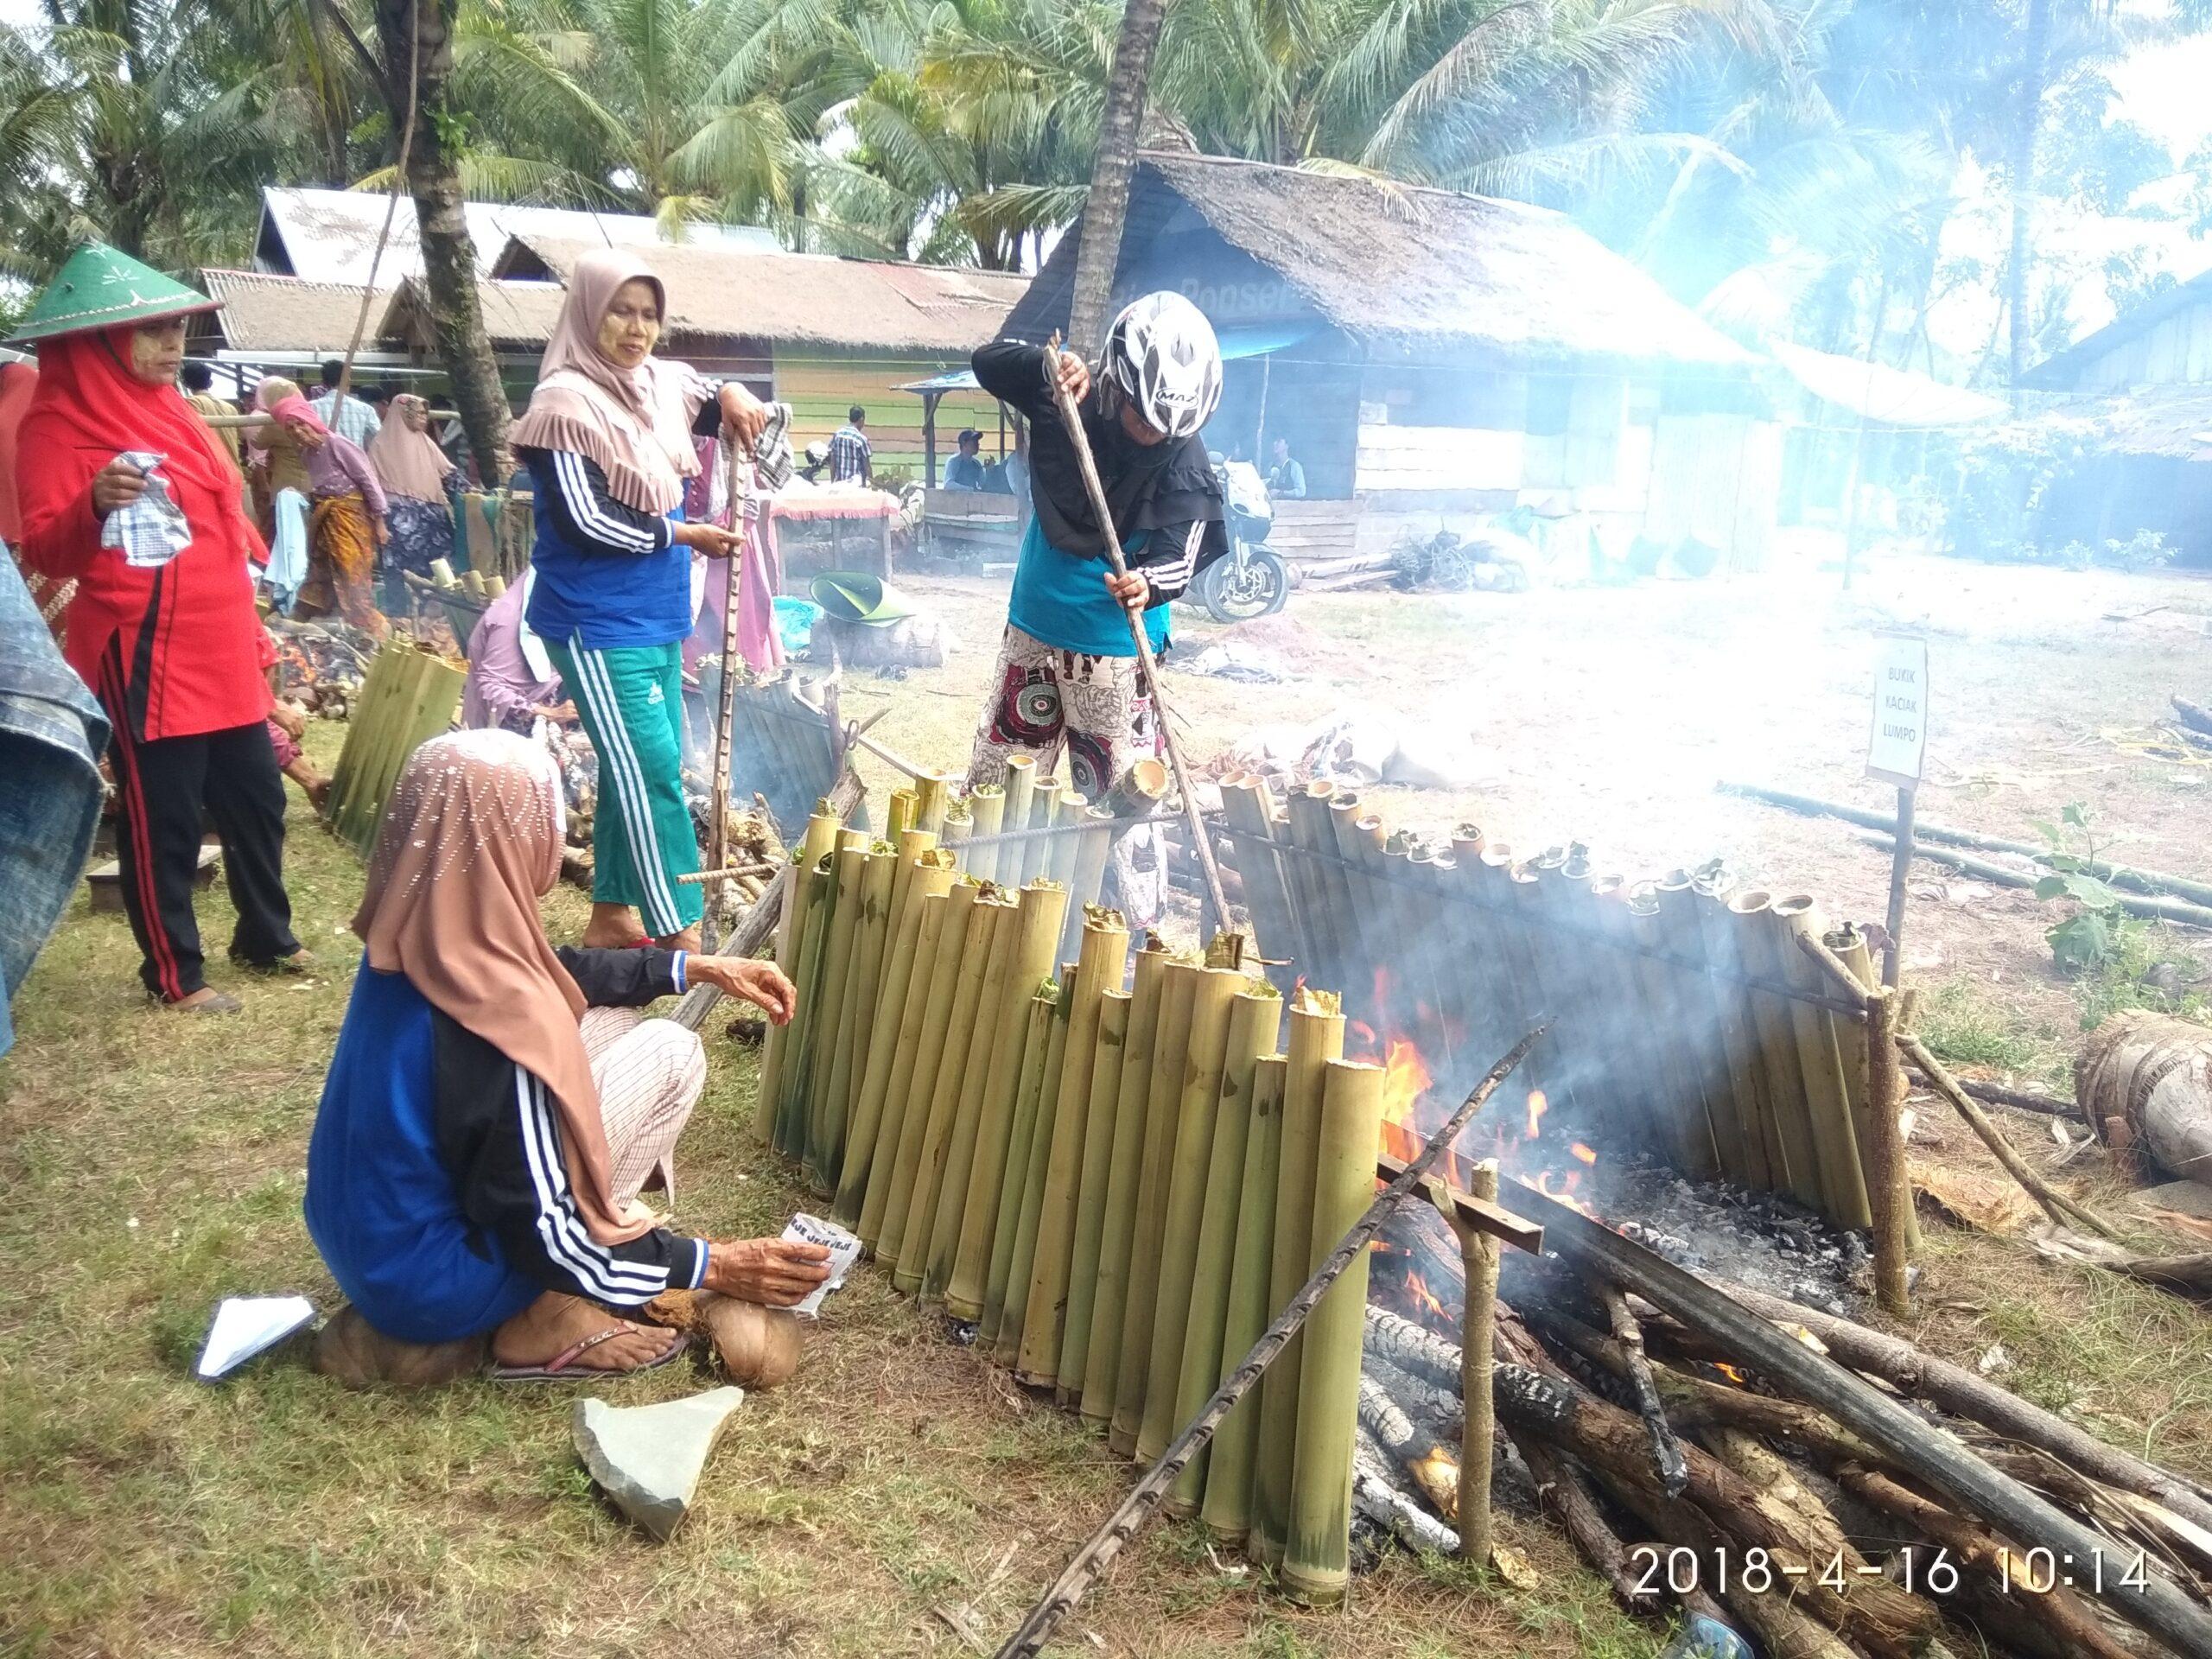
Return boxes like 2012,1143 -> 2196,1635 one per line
1449,1161 -> 1499,1560
989,1027 -> 1545,1659
1378,1151 -> 1542,1253
1900,1032 -> 2118,1238
1866,988 -> 1913,1314
1593,1279 -> 1688,1499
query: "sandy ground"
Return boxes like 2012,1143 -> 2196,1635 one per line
835,551 -> 2212,1058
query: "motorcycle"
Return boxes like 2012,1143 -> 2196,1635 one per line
1191,457 -> 1290,623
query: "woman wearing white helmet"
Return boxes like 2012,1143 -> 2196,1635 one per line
966,291 -> 1228,928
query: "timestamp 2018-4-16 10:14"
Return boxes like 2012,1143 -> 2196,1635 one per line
1628,1544 -> 2152,1600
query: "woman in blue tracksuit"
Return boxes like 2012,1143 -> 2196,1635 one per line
507,249 -> 766,951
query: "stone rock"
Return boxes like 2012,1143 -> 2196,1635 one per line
573,1385 -> 745,1541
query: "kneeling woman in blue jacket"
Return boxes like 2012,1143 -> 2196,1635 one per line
306,731 -> 827,1381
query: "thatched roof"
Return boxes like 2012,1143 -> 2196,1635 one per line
2022,268 -> 2212,391
1007,152 -> 1755,371
378,275 -> 570,353
1999,382 -> 2212,460
489,234 -> 1027,354
194,269 -> 394,356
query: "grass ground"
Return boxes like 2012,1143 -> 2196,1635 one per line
0,729 -> 1658,1659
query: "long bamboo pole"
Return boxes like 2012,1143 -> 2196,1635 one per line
944,880 -> 1073,1319
995,967 -> 1076,1369
874,882 -> 982,1271
981,985 -> 1060,1347
803,831 -> 871,1186
1197,1053 -> 1287,1545
1109,957 -> 1201,1456
819,842 -> 895,1189
1057,987 -> 1133,1401
1166,984 -> 1283,1517
753,806 -> 841,1140
1137,966 -> 1244,1460
774,859 -> 836,1159
1080,944 -> 1169,1427
1016,914 -> 1129,1386
836,853 -> 956,1225
1217,774 -> 1303,988
855,886 -> 954,1248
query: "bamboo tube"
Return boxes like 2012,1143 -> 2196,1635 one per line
1448,829 -> 1526,1073
1109,957 -> 1201,1455
881,827 -> 938,988
1830,926 -> 1917,1251
1770,896 -> 1872,1228
1166,984 -> 1284,1518
1463,842 -> 1555,1109
753,806 -> 841,1140
1056,987 -> 1132,1402
966,782 -> 1007,884
886,786 -> 918,841
874,881 -> 982,1269
1218,773 -> 1304,988
944,880 -> 1073,1319
1677,874 -> 1777,1191
1248,988 -> 1344,1568
774,858 -> 836,1158
1001,756 -> 1037,877
1044,790 -> 1091,893
837,855 -> 957,1224
1079,943 -> 1169,1427
940,798 -> 973,871
1508,857 -> 1586,1116
1377,824 -> 1457,1077
994,967 -> 1075,1368
1586,868 -> 1713,1176
900,890 -> 1017,1300
1062,807 -> 1118,961
855,886 -> 954,1249
820,842 -> 895,1189
1136,965 -> 1244,1459
1282,1058 -> 1385,1609
1624,890 -> 1732,1180
1018,774 -> 1063,886
913,772 -> 953,835
1324,791 -> 1381,985
1726,887 -> 1825,1211
980,985 -> 1059,1346
804,832 -> 871,1189
1286,782 -> 1353,988
1198,1053 -> 1288,1544
1016,914 -> 1130,1386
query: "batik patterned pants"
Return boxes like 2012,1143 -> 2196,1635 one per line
582,1006 -> 706,1209
966,622 -> 1167,927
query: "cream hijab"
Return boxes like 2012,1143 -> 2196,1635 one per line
366,393 -> 457,503
505,249 -> 702,514
353,729 -> 656,1246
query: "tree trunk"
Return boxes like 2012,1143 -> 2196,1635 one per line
1066,0 -> 1166,358
2005,0 -> 2051,403
372,0 -> 512,485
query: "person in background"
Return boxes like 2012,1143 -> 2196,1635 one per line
1266,435 -> 1306,499
275,395 -> 391,639
828,404 -> 871,485
246,375 -> 312,606
966,293 -> 1226,929
304,732 -> 829,1385
367,391 -> 461,616
0,548 -> 109,1055
462,569 -> 571,734
312,357 -> 382,446
942,427 -> 986,491
509,248 -> 764,951
11,243 -> 306,1014
180,361 -> 243,472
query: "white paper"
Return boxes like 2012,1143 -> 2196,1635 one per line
1866,633 -> 1929,787
196,1295 -> 316,1379
782,1213 -> 861,1319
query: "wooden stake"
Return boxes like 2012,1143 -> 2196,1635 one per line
1884,782 -> 1916,988
1448,1159 -> 1498,1565
1864,986 -> 1912,1316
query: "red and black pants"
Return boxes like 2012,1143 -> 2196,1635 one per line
99,655 -> 298,1001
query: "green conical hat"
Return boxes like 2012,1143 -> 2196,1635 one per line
8,242 -> 219,345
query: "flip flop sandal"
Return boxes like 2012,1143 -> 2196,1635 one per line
490,1324 -> 690,1382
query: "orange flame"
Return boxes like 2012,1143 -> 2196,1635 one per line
1375,1037 -> 1432,1165
1404,1269 -> 1448,1325
1523,1089 -> 1549,1141
1714,1363 -> 1749,1387
1568,1141 -> 1598,1166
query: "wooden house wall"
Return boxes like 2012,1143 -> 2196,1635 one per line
2076,299 -> 2212,391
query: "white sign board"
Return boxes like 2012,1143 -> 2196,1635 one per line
1867,635 -> 1929,788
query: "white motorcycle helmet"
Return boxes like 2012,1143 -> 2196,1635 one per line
1102,291 -> 1223,442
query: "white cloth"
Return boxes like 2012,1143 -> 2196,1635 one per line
266,487 -> 308,609
99,451 -> 194,569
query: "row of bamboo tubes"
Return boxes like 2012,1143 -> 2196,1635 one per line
1220,771 -> 1886,1232
321,641 -> 466,855
752,776 -> 1388,1605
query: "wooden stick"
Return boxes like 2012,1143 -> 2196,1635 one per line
1040,335 -> 1230,927
703,433 -> 747,944
1864,987 -> 1913,1315
1898,1031 -> 2118,1238
1593,1278 -> 1688,1497
1447,1160 -> 1499,1562
989,1027 -> 1546,1659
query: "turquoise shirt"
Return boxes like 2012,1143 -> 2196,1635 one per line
1006,515 -> 1167,658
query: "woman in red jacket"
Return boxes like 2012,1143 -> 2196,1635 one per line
12,243 -> 304,1013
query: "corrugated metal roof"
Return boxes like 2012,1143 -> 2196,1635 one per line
257,188 -> 780,287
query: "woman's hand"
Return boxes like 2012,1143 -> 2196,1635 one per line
718,383 -> 768,448
1104,569 -> 1149,613
703,1236 -> 832,1306
533,700 -> 579,725
268,701 -> 307,741
1052,350 -> 1090,404
686,955 -> 798,1024
673,520 -> 743,557
91,458 -> 148,516
372,518 -> 391,548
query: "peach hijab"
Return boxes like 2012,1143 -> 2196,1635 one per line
505,248 -> 702,514
353,728 -> 654,1245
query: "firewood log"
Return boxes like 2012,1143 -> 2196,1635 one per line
2075,1010 -> 2212,1188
